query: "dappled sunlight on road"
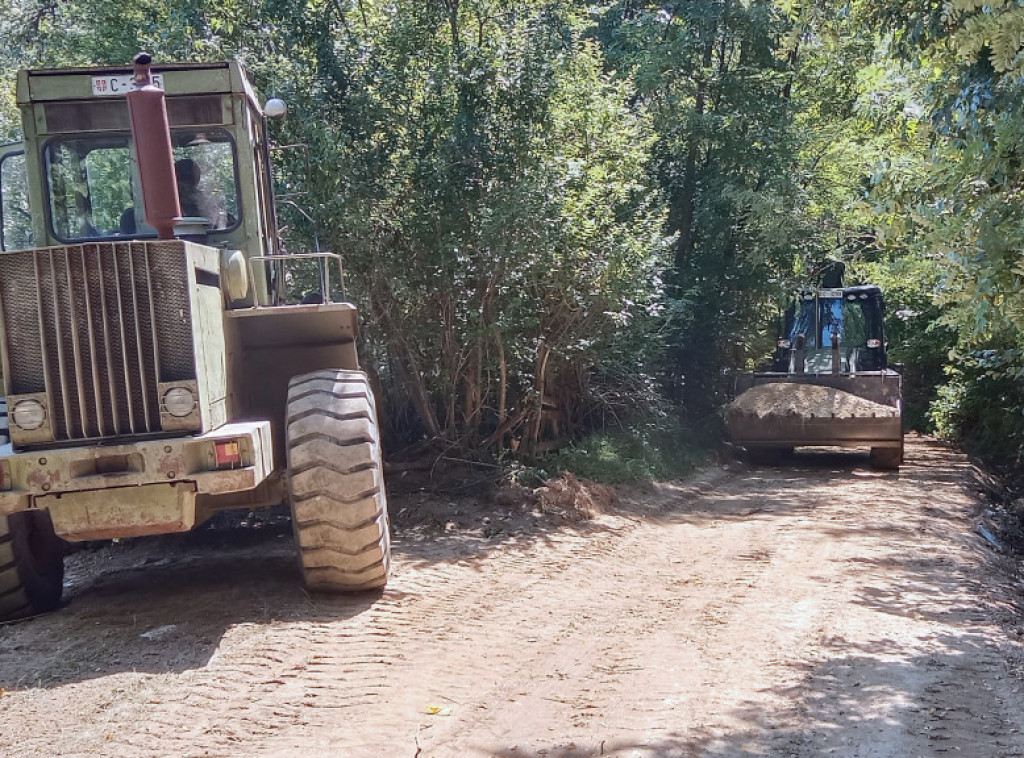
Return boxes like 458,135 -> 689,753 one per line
2,436 -> 1022,757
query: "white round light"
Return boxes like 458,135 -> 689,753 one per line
163,387 -> 196,417
12,399 -> 46,431
264,98 -> 287,119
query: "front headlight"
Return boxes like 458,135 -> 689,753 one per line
12,399 -> 46,431
162,387 -> 197,417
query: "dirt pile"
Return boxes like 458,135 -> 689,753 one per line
534,473 -> 613,523
726,382 -> 898,421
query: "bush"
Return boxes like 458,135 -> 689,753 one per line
930,362 -> 1024,466
542,419 -> 703,485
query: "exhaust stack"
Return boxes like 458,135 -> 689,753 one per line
126,53 -> 181,239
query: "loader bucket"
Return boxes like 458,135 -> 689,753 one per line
725,371 -> 904,468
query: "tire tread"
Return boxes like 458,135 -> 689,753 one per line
287,370 -> 390,591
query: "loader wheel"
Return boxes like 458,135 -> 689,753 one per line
870,445 -> 903,471
0,510 -> 65,621
286,369 -> 390,592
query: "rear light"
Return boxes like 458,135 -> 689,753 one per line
214,440 -> 242,469
866,339 -> 882,348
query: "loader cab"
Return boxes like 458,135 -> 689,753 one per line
4,61 -> 280,302
773,285 -> 887,373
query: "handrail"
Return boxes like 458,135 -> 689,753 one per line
247,252 -> 345,307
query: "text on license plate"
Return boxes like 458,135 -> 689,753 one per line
91,73 -> 164,96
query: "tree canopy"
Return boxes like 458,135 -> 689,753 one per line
3,0 -> 1024,467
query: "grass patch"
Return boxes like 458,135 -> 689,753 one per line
542,423 -> 704,485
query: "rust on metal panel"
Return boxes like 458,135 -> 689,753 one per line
0,420 -> 273,518
157,451 -> 188,477
125,53 -> 181,238
43,481 -> 198,541
26,466 -> 61,490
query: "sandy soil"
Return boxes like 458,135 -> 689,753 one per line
2,434 -> 1024,757
726,382 -> 898,419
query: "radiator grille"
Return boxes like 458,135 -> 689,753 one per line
0,242 -> 196,442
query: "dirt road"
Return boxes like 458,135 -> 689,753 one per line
2,435 -> 1024,757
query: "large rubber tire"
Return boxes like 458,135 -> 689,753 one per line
870,444 -> 903,471
286,369 -> 390,592
0,510 -> 65,621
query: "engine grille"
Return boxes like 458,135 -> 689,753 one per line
0,241 -> 196,442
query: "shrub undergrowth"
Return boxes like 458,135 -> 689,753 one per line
541,419 -> 704,485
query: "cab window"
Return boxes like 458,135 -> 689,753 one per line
0,149 -> 33,251
44,129 -> 240,242
45,136 -> 133,240
170,129 -> 239,230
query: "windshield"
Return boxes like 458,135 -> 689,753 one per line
789,296 -> 873,349
44,128 -> 239,242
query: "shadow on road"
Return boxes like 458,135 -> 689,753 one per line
0,434 -> 993,708
474,633 -> 1018,756
471,436 -> 1023,757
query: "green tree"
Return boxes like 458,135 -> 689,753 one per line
600,0 -> 805,416
861,0 -> 1024,456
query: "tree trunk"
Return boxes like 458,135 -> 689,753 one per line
495,329 -> 507,424
394,342 -> 442,440
370,279 -> 442,440
463,274 -> 498,436
522,340 -> 551,457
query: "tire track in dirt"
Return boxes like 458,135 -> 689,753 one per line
412,440 -> 1024,757
417,481 -> 849,755
755,443 -> 1024,758
3,436 -> 1024,757
83,524 -> 642,756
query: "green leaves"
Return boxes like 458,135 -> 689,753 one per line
5,0 -> 1020,458
945,0 -> 1024,74
269,1 -> 671,443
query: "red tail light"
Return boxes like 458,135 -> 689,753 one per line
214,440 -> 242,468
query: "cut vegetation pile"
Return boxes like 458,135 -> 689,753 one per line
726,382 -> 898,421
535,473 -> 614,523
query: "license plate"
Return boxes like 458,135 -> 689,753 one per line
91,73 -> 164,96
817,288 -> 844,299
